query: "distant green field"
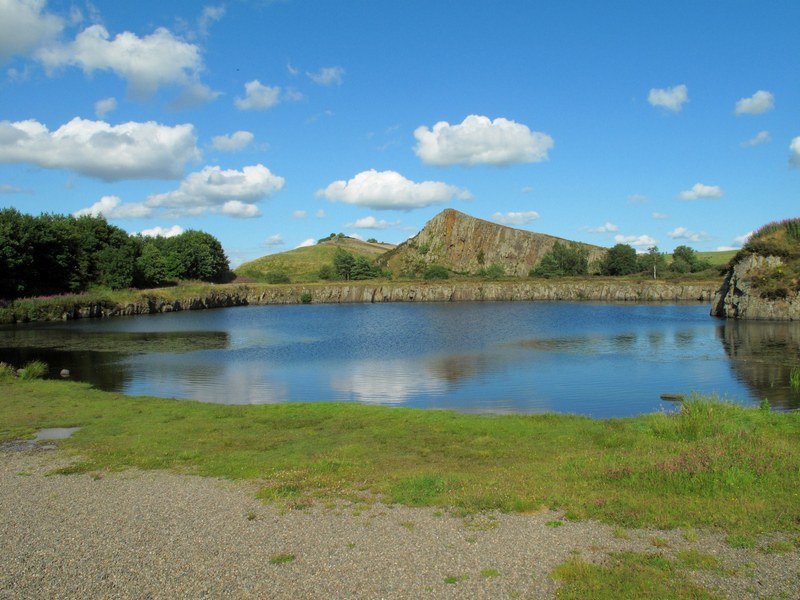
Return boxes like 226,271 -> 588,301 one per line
694,250 -> 737,266
235,237 -> 394,282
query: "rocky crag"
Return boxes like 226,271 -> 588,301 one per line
4,281 -> 718,324
711,219 -> 800,321
711,254 -> 800,320
379,209 -> 607,277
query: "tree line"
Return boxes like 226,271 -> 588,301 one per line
0,208 -> 230,300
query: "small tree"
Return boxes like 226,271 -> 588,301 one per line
333,248 -> 355,280
135,242 -> 168,288
350,255 -> 377,280
600,244 -> 638,276
531,242 -> 589,277
638,246 -> 666,279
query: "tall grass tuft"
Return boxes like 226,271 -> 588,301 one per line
0,362 -> 16,381
18,360 -> 48,380
790,367 -> 800,391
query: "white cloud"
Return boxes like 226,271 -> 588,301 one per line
648,84 -> 688,112
741,131 -> 771,147
139,225 -> 184,238
94,97 -> 117,118
0,117 -> 199,180
678,183 -> 723,200
414,115 -> 553,166
0,183 -> 25,194
317,169 -> 471,211
0,0 -> 63,62
346,216 -> 397,229
307,66 -> 344,86
521,186 -> 534,194
234,80 -> 280,111
615,234 -> 657,249
295,238 -> 315,248
790,136 -> 800,168
145,164 -> 284,217
292,210 -> 307,218
211,130 -> 254,152
263,234 -> 284,246
315,209 -> 326,218
587,222 -> 618,233
286,62 -> 299,76
37,24 -> 214,100
347,232 -> 365,241
197,5 -> 225,37
733,231 -> 754,246
492,211 -> 540,226
735,90 -> 774,115
667,227 -> 711,242
628,194 -> 648,204
715,246 -> 737,252
652,212 -> 670,220
73,195 -> 152,219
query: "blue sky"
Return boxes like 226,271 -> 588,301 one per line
0,0 -> 797,265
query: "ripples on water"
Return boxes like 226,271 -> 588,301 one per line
2,302 -> 799,417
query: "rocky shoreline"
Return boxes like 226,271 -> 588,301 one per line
2,280 -> 719,324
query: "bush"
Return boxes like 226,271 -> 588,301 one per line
478,264 -> 505,279
265,270 -> 291,284
299,291 -> 312,304
317,264 -> 335,280
532,242 -> 589,277
424,264 -> 449,280
600,244 -> 638,276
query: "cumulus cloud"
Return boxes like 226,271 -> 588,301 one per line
741,131 -> 771,147
263,234 -> 284,246
0,183 -> 26,194
414,115 -> 553,166
139,225 -> 184,238
0,117 -> 199,180
0,0 -> 63,62
197,5 -> 225,37
648,84 -> 688,112
628,194 -> 648,204
73,195 -> 152,219
234,80 -> 280,111
295,238 -> 315,248
317,169 -> 471,211
678,183 -> 723,200
587,222 -> 618,233
735,90 -> 774,115
667,227 -> 711,242
292,210 -> 307,219
492,211 -> 540,226
37,24 -> 214,100
615,234 -> 657,250
652,212 -> 670,220
307,66 -> 344,86
94,97 -> 117,118
521,186 -> 534,194
346,216 -> 398,229
790,136 -> 800,168
145,164 -> 285,217
734,231 -> 754,246
211,130 -> 253,152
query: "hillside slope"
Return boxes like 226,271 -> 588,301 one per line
379,209 -> 606,277
236,236 -> 395,282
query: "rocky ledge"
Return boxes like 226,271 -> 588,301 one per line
711,254 -> 800,320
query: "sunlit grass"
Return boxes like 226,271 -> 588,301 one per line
2,379 -> 799,536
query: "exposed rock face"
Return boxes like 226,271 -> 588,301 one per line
5,281 -> 717,324
379,209 -> 607,277
711,254 -> 800,320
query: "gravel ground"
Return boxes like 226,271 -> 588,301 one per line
1,447 -> 798,599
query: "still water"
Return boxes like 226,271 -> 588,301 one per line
2,302 -> 799,418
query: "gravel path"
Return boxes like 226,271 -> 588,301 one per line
1,448 -> 798,599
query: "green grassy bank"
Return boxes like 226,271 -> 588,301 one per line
2,377 -> 798,536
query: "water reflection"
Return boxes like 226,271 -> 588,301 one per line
719,321 -> 800,410
331,359 -> 446,404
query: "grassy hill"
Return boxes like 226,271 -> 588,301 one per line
235,236 -> 395,283
690,250 -> 737,266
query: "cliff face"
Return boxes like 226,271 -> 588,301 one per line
711,254 -> 800,320
380,209 -> 607,277
5,281 -> 717,324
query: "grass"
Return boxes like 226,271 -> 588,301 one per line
480,568 -> 501,578
790,367 -> 800,391
268,553 -> 295,565
726,535 -> 756,549
2,379 -> 799,536
443,574 -> 468,584
551,552 -> 720,599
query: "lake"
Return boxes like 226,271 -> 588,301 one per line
2,302 -> 799,418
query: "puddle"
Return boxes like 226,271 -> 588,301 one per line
0,427 -> 80,452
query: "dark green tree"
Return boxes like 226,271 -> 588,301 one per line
423,264 -> 449,279
600,244 -> 638,276
531,242 -> 589,277
135,242 -> 169,288
638,246 -> 667,279
333,248 -> 356,280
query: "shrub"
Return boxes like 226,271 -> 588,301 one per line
478,264 -> 505,279
533,242 -> 589,277
265,270 -> 291,284
299,291 -> 312,304
599,244 -> 638,276
424,264 -> 449,280
317,264 -> 335,280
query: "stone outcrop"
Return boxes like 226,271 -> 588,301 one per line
4,281 -> 718,324
379,209 -> 607,277
711,254 -> 800,320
